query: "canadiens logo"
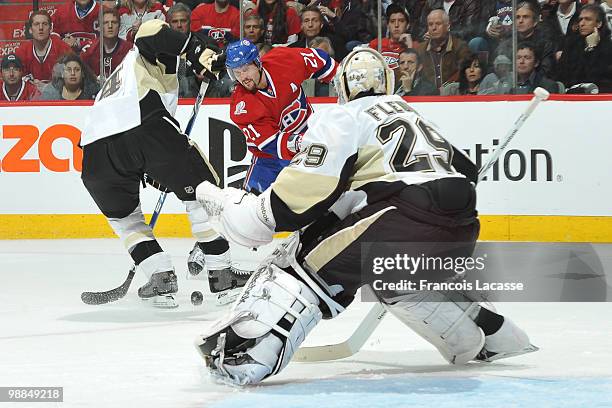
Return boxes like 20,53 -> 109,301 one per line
234,101 -> 247,115
204,27 -> 230,41
279,88 -> 311,133
382,51 -> 399,70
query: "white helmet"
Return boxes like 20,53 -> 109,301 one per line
333,47 -> 395,105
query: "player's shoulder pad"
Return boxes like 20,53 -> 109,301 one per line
135,19 -> 169,41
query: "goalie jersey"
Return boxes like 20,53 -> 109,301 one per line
267,94 -> 477,231
81,20 -> 190,146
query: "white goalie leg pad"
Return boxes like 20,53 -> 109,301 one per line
184,200 -> 221,242
108,203 -> 155,249
194,264 -> 322,385
382,291 -> 485,364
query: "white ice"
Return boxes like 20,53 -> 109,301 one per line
1,239 -> 612,408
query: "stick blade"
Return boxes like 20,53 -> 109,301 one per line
293,303 -> 387,362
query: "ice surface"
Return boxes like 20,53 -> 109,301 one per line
1,239 -> 611,408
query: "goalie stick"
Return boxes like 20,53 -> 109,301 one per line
293,87 -> 551,362
81,79 -> 210,306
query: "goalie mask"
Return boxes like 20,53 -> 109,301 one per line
333,47 -> 394,104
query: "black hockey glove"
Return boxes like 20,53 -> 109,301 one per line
185,33 -> 226,78
143,174 -> 171,193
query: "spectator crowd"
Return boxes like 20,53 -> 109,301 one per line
1,0 -> 611,101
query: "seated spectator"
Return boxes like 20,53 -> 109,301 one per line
478,54 -> 512,94
495,2 -> 557,76
481,0 -> 514,43
309,36 -> 336,96
191,0 -> 240,47
81,9 -> 131,79
290,6 -> 346,60
15,11 -> 73,89
243,14 -> 265,45
167,2 -> 191,35
52,0 -> 100,52
511,42 -> 559,94
119,0 -> 166,43
418,0 -> 481,42
255,0 -> 302,45
165,3 -> 201,97
326,0 -> 375,51
602,0 -> 612,40
555,4 -> 612,93
395,48 -> 438,96
41,54 -> 99,100
0,55 -> 40,101
441,53 -> 486,95
467,0 -> 512,59
417,9 -> 470,89
543,0 -> 582,51
369,4 -> 415,70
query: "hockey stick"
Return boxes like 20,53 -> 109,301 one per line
81,79 -> 211,305
294,87 -> 550,362
477,87 -> 550,183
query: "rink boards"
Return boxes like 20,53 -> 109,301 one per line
0,94 -> 611,241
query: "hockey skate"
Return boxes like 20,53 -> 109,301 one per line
138,270 -> 179,309
187,243 -> 252,306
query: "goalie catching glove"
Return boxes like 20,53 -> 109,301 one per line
185,33 -> 227,78
195,181 -> 275,247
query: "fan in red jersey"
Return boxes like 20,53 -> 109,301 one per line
52,0 -> 100,52
81,8 -> 132,78
190,0 -> 240,47
0,54 -> 40,101
15,10 -> 73,88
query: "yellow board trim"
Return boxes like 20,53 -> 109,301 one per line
1,214 -> 612,242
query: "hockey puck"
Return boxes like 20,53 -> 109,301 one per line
191,291 -> 203,306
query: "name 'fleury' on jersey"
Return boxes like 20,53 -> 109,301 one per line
268,94 -> 476,231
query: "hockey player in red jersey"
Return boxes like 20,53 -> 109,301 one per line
52,0 -> 100,52
225,39 -> 338,193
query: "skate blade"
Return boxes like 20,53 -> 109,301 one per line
142,294 -> 179,309
476,343 -> 540,362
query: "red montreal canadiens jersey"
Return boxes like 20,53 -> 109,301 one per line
52,1 -> 100,47
81,38 -> 132,77
229,47 -> 337,161
0,80 -> 40,101
190,4 -> 240,45
368,38 -> 407,70
15,37 -> 73,81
